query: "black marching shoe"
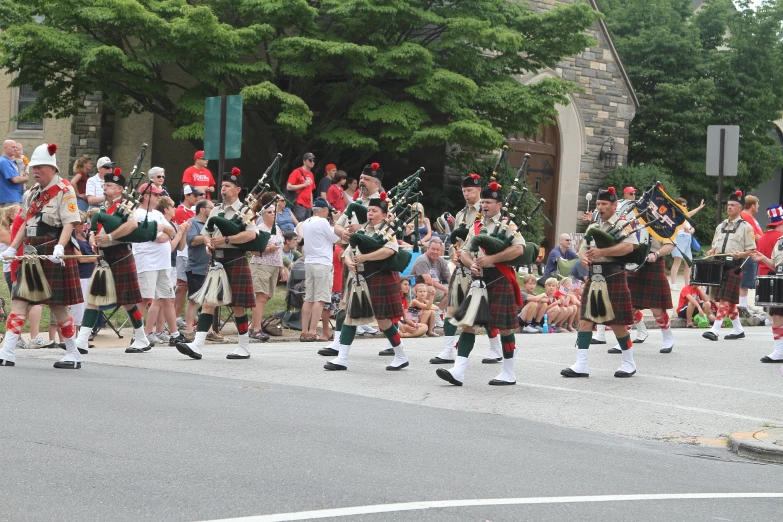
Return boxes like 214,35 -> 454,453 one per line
436,368 -> 463,386
702,331 -> 718,341
318,347 -> 338,356
0,359 -> 15,367
429,357 -> 454,364
378,347 -> 395,356
60,345 -> 88,355
386,361 -> 409,371
560,368 -> 589,378
226,353 -> 250,360
760,356 -> 783,363
724,332 -> 745,340
324,361 -> 347,371
607,347 -> 622,354
481,357 -> 502,364
614,369 -> 636,378
590,338 -> 607,345
125,347 -> 145,354
488,379 -> 516,386
53,361 -> 81,369
175,343 -> 202,360
660,345 -> 673,354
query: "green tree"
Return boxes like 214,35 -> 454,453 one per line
0,0 -> 599,173
595,0 -> 783,206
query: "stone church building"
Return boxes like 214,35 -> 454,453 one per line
1,0 -> 638,243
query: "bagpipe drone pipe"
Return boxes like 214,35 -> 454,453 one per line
203,155 -> 283,252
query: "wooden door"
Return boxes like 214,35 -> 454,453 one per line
506,122 -> 560,249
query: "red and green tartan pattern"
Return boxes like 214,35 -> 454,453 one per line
220,251 -> 256,309
101,244 -> 142,306
580,271 -> 634,325
17,236 -> 83,306
710,269 -> 741,304
364,270 -> 404,320
626,259 -> 672,310
486,273 -> 520,330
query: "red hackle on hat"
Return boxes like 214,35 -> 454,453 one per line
489,181 -> 499,191
47,144 -> 58,156
608,187 -> 616,195
232,167 -> 240,175
371,162 -> 380,172
470,173 -> 480,180
380,191 -> 387,202
113,168 -> 122,176
735,190 -> 742,197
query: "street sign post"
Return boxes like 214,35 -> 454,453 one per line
204,94 -> 243,195
706,125 -> 739,224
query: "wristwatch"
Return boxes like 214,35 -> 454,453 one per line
225,236 -> 230,245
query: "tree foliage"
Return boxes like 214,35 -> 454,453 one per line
0,0 -> 600,172
595,0 -> 783,205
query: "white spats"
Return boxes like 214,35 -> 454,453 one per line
436,336 -> 456,360
492,355 -> 516,384
0,332 -> 19,364
594,325 -> 606,343
730,317 -> 744,335
74,326 -> 91,351
661,327 -> 675,350
617,348 -> 636,375
388,343 -> 409,369
449,356 -> 469,382
330,344 -> 351,368
229,334 -> 251,358
131,327 -> 151,350
634,320 -> 649,342
329,331 -> 341,349
570,349 -> 589,375
485,335 -> 502,360
63,337 -> 80,358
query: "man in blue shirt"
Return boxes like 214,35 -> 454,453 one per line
0,140 -> 28,206
543,233 -> 579,279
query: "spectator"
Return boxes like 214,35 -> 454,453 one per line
0,203 -> 20,292
756,204 -> 783,277
182,150 -> 216,199
249,194 -> 284,342
0,140 -> 28,206
71,211 -> 99,334
172,185 -> 204,329
518,274 -> 547,333
296,197 -> 339,341
344,178 -> 358,203
71,155 -> 92,212
409,238 -> 450,302
185,199 -> 214,337
86,156 -> 114,208
321,244 -> 345,341
326,170 -> 348,212
12,142 -> 29,177
132,183 -> 178,345
147,166 -> 170,197
318,163 -> 337,200
677,284 -> 714,327
542,233 -> 578,281
287,152 -> 316,221
281,231 -> 301,266
398,279 -> 428,338
403,202 -> 432,246
553,277 -> 579,332
538,277 -> 565,332
409,283 -> 440,337
617,186 -> 636,212
174,186 -> 204,224
670,197 -> 705,289
739,194 -> 763,310
275,196 -> 299,234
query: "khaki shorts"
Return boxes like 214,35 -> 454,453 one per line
251,263 -> 280,297
305,263 -> 333,303
138,269 -> 175,299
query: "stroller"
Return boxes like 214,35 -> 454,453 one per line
276,258 -> 306,330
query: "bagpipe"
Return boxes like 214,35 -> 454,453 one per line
202,154 -> 283,253
467,153 -> 540,267
341,167 -> 424,228
89,143 -> 158,244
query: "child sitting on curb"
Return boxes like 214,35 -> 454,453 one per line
518,274 -> 548,333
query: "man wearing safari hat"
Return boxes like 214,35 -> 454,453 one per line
0,143 -> 84,369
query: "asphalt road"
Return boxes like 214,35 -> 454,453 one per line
2,328 -> 782,521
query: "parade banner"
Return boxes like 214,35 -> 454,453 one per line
636,183 -> 693,242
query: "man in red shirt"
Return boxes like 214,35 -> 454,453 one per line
182,151 -> 216,199
287,152 -> 316,222
756,204 -> 783,277
739,195 -> 763,310
174,185 -> 204,224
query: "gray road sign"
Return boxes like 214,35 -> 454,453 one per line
706,125 -> 739,177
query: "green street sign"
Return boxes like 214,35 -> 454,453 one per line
204,95 -> 242,160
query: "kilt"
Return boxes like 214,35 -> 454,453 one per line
710,269 -> 741,304
626,259 -> 672,310
216,249 -> 255,309
16,236 -> 82,306
101,244 -> 142,306
580,269 -> 634,325
364,270 -> 404,320
484,268 -> 519,330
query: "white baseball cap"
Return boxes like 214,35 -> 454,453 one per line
96,156 -> 115,168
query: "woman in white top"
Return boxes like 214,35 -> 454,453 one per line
249,195 -> 284,341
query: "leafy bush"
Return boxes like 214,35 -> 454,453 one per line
603,164 -> 681,197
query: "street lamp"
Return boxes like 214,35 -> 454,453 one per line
599,137 -> 619,170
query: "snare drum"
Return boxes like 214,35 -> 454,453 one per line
691,258 -> 732,287
755,275 -> 783,307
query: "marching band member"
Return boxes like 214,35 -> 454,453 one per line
561,187 -> 638,379
324,195 -> 410,372
751,227 -> 783,363
702,191 -> 756,342
436,182 -> 524,386
0,144 -> 84,368
176,170 -> 259,360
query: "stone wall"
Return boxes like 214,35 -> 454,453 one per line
69,92 -> 105,168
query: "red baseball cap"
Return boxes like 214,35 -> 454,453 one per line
623,186 -> 636,194
194,150 -> 205,161
138,182 -> 164,195
325,163 -> 337,172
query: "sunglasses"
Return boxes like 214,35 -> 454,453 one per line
155,175 -> 165,179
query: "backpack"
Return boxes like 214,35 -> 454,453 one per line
261,315 -> 284,336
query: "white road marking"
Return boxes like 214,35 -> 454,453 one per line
203,493 -> 783,521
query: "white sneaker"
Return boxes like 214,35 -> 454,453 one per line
669,283 -> 678,290
28,335 -> 54,349
155,332 -> 171,343
176,317 -> 187,329
522,325 -> 539,333
15,338 -> 27,350
146,333 -> 158,346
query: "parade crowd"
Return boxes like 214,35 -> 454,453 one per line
1,140 -> 781,384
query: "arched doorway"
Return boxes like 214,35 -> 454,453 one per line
506,121 -> 560,249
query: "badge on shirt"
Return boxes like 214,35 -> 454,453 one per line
68,202 -> 77,213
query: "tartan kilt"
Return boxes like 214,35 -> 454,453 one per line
218,250 -> 255,309
580,271 -> 634,325
485,269 -> 519,330
365,270 -> 404,320
626,259 -> 672,310
101,244 -> 142,306
710,269 -> 741,304
17,236 -> 82,306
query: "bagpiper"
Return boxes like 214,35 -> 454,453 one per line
436,182 -> 525,386
702,191 -> 756,341
0,144 -> 85,369
175,170 -> 259,360
324,195 -> 410,371
430,173 -> 504,366
74,170 -> 152,353
561,187 -> 638,379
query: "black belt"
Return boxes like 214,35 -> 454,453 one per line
590,262 -> 624,277
213,248 -> 245,261
482,267 -> 502,279
102,243 -> 132,252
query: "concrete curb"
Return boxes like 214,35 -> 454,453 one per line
728,428 -> 783,463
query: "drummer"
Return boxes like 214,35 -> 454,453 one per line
702,191 -> 756,342
750,208 -> 783,363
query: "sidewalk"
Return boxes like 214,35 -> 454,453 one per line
729,428 -> 783,463
641,286 -> 765,329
